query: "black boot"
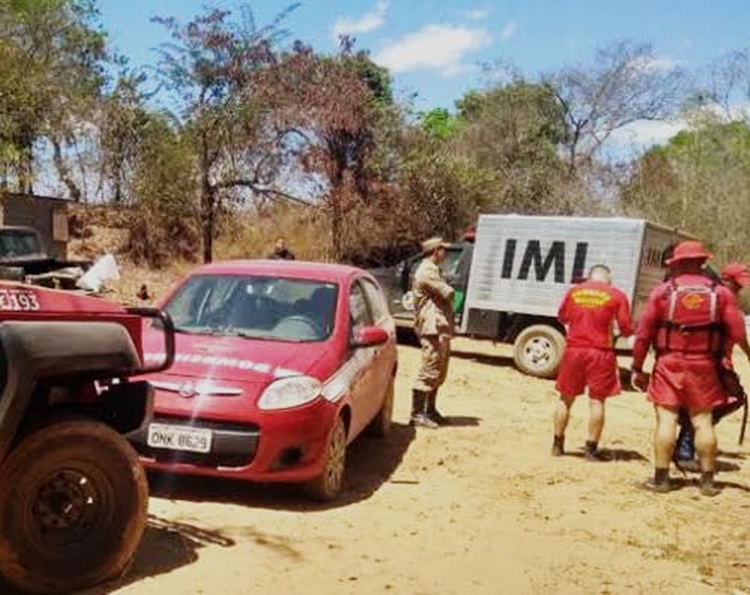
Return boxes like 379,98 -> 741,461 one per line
426,391 -> 450,426
410,390 -> 438,429
551,435 -> 564,457
585,440 -> 607,462
699,471 -> 721,497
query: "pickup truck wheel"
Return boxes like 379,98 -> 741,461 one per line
0,420 -> 148,594
304,415 -> 347,502
513,325 -> 565,379
366,376 -> 394,438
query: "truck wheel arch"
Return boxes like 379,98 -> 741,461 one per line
0,321 -> 145,460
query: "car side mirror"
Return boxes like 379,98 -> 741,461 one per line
352,325 -> 389,348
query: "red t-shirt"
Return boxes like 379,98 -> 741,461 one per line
632,273 -> 747,369
558,281 -> 634,349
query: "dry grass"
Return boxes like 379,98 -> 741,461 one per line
215,204 -> 330,263
69,203 -> 332,306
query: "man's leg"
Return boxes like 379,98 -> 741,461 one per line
644,404 -> 679,492
552,396 -> 575,456
426,336 -> 451,425
411,335 -> 439,429
690,408 -> 720,497
585,398 -> 606,461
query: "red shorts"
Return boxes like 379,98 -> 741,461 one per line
555,347 -> 620,400
648,354 -> 726,410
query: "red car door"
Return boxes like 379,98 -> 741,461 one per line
360,277 -> 397,410
346,280 -> 380,437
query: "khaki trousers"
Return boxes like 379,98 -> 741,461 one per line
413,333 -> 451,392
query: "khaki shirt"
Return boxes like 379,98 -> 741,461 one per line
413,257 -> 455,337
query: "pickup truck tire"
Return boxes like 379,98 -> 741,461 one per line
0,419 -> 148,594
513,325 -> 565,379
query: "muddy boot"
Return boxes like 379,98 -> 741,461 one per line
641,468 -> 672,493
426,391 -> 450,426
551,435 -> 565,457
584,440 -> 607,462
410,390 -> 438,429
699,471 -> 721,497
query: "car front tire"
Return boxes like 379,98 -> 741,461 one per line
304,415 -> 347,502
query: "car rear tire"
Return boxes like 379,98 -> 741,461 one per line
304,415 -> 347,502
513,324 -> 565,379
366,376 -> 394,438
0,420 -> 148,594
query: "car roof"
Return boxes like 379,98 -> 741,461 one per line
187,259 -> 367,284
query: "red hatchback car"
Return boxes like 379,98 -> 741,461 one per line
129,260 -> 398,500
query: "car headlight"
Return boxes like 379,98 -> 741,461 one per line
257,375 -> 323,410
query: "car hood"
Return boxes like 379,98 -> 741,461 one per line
143,328 -> 340,385
140,329 -> 341,422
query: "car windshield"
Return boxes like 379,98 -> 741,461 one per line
164,274 -> 339,343
0,230 -> 42,258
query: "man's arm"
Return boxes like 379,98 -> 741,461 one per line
557,290 -> 572,325
632,288 -> 662,372
616,292 -> 634,338
416,263 -> 455,302
720,289 -> 749,361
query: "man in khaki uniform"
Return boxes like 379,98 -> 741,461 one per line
411,237 -> 455,429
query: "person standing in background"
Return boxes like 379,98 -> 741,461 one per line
268,237 -> 296,260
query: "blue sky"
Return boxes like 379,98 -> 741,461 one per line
98,0 -> 749,109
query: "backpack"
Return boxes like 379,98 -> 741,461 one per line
656,278 -> 723,354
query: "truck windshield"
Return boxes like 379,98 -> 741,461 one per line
163,274 -> 339,343
0,230 -> 42,258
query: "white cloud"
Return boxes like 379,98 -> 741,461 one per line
373,24 -> 493,76
630,55 -> 678,73
610,119 -> 687,148
499,22 -> 518,41
333,0 -> 389,38
463,8 -> 490,21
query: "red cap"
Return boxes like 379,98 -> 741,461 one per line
721,262 -> 750,288
666,241 -> 712,265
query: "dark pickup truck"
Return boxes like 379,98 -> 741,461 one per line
0,226 -> 90,285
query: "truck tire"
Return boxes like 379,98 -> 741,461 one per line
0,420 -> 148,594
513,325 -> 565,379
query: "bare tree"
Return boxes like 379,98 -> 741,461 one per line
545,40 -> 686,173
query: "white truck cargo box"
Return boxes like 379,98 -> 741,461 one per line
463,215 -> 690,325
460,214 -> 692,377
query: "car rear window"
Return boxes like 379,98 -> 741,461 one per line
164,274 -> 339,343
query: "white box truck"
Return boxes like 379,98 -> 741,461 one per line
372,215 -> 693,378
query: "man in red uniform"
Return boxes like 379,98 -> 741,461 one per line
553,264 -> 634,460
673,261 -> 750,469
632,242 -> 748,496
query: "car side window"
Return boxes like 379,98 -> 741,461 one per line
349,282 -> 373,338
361,279 -> 389,324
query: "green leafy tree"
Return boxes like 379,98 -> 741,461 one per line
0,0 -> 107,194
620,119 -> 750,262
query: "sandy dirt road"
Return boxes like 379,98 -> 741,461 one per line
10,338 -> 749,595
